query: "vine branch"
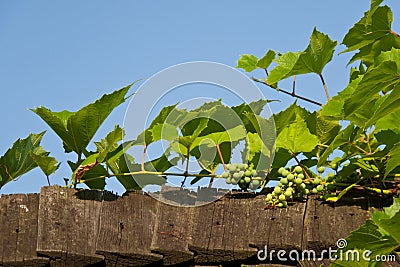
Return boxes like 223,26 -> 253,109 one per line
252,77 -> 323,106
318,73 -> 330,100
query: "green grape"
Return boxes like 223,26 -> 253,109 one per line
277,203 -> 284,208
297,173 -> 305,179
244,176 -> 251,184
287,173 -> 295,181
294,166 -> 303,173
251,169 -> 257,176
281,201 -> 287,208
233,172 -> 240,179
238,163 -> 246,170
279,194 -> 286,201
312,188 -> 318,194
278,167 -> 285,174
238,179 -> 247,190
228,164 -> 237,172
316,184 -> 324,192
295,178 -> 303,185
280,177 -> 289,185
245,170 -> 252,177
251,179 -> 260,188
221,171 -> 230,178
231,178 -> 239,185
243,163 -> 249,169
284,190 -> 292,198
300,183 -> 306,189
226,178 -> 232,184
238,171 -> 245,178
330,163 -> 337,169
266,193 -> 273,201
326,173 -> 335,182
317,166 -> 325,173
304,189 -> 310,195
282,169 -> 290,177
273,186 -> 282,195
288,182 -> 293,187
313,178 -> 321,185
278,182 -> 282,187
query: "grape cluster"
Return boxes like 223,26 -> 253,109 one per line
222,163 -> 264,190
266,166 -> 335,208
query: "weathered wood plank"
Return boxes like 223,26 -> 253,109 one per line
150,186 -> 194,265
96,190 -> 163,266
0,194 -> 49,266
36,186 -> 105,266
303,195 -> 372,254
248,195 -> 306,252
189,190 -> 257,263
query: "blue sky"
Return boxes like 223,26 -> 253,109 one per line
1,1 -> 399,194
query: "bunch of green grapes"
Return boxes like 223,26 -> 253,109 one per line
222,163 -> 265,190
266,166 -> 335,208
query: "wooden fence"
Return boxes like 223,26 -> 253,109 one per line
0,186 -> 398,267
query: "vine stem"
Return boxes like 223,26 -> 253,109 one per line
318,73 -> 330,101
181,149 -> 190,187
216,144 -> 227,171
292,154 -> 312,181
46,175 -> 51,186
141,145 -> 147,172
74,153 -> 82,189
252,77 -> 323,106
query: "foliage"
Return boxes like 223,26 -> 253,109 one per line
0,132 -> 50,189
330,196 -> 400,267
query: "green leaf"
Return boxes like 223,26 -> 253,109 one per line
295,27 -> 337,74
66,85 -> 131,155
274,103 -> 310,135
267,28 -> 337,84
236,54 -> 259,72
0,132 -> 45,189
375,110 -> 400,135
244,132 -> 272,171
135,104 -> 178,145
68,156 -> 107,190
232,99 -> 272,133
342,6 -> 393,54
32,84 -> 132,155
30,152 -> 60,177
107,154 -> 141,190
192,125 -> 246,148
256,50 -> 276,69
330,197 -> 400,267
385,142 -> 400,177
376,48 -> 400,71
276,120 -> 319,154
343,61 -> 399,128
267,51 -> 302,84
319,124 -> 356,165
320,76 -> 362,119
307,113 -> 341,153
94,125 -> 125,162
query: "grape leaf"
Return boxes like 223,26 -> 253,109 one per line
267,51 -> 302,84
385,142 -> 400,177
244,132 -> 272,171
94,125 -> 124,162
343,61 -> 399,128
32,84 -> 132,155
30,152 -> 60,178
330,197 -> 400,267
256,50 -> 276,69
274,102 -> 310,135
267,28 -> 336,84
319,124 -> 356,165
320,76 -> 362,119
107,153 -> 140,190
135,104 -> 178,145
342,6 -> 393,54
232,99 -> 272,133
295,27 -> 337,75
236,54 -> 259,72
0,132 -> 46,189
276,120 -> 319,154
68,156 -> 107,190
